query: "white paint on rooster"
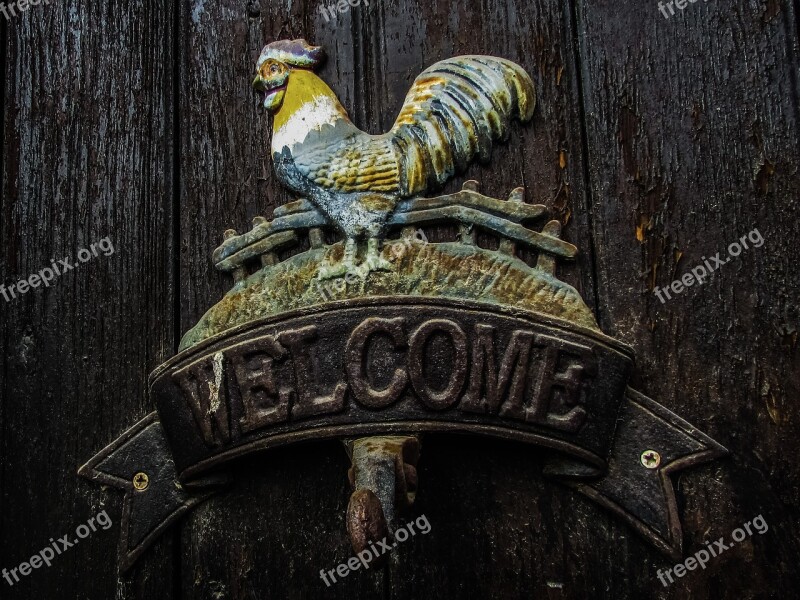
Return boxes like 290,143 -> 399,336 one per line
272,95 -> 343,153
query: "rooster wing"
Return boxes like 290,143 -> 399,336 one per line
290,132 -> 401,194
289,55 -> 535,200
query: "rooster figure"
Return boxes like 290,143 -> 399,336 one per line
253,39 -> 535,278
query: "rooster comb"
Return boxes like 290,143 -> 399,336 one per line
257,39 -> 326,69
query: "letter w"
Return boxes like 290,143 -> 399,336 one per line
173,352 -> 231,447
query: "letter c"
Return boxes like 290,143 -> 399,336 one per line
346,317 -> 408,408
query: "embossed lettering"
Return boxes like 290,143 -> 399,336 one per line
173,352 -> 231,447
279,326 -> 347,418
167,314 -> 602,444
408,319 -> 468,410
501,333 -> 596,431
227,335 -> 292,433
346,317 -> 408,408
462,325 -> 535,416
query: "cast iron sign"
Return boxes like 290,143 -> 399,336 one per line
80,39 -> 726,570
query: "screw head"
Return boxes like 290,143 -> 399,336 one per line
640,450 -> 661,469
132,472 -> 150,491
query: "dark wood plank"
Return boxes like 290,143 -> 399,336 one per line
350,1 -> 620,598
0,1 -> 178,598
178,1 -> 383,597
175,0 -> 605,598
573,0 -> 800,597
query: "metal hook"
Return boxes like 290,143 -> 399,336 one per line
344,436 -> 420,556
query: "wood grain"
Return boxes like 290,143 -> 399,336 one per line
574,0 -> 800,597
0,1 -> 178,598
0,0 -> 798,597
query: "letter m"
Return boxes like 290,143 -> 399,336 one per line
460,325 -> 534,414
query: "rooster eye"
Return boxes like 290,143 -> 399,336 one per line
270,64 -> 280,74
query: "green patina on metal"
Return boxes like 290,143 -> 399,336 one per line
180,233 -> 597,351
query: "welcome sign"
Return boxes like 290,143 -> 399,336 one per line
80,41 -> 726,571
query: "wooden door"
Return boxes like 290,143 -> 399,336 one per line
1,0 -> 798,598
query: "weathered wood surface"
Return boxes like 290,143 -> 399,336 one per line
1,0 -> 798,598
573,2 -> 800,598
0,1 -> 180,598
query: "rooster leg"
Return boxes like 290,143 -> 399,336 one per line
358,225 -> 393,277
318,237 -> 357,280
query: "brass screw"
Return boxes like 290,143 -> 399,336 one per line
640,450 -> 661,469
132,472 -> 150,491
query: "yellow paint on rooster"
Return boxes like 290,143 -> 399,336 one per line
271,69 -> 350,151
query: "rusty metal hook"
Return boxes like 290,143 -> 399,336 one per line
344,436 -> 420,557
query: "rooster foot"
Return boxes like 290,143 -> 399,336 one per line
358,255 -> 393,277
317,261 -> 351,280
357,238 -> 394,277
317,238 -> 359,280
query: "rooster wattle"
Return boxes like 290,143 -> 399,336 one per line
253,38 -> 536,278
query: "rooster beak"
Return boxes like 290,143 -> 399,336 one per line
253,76 -> 267,92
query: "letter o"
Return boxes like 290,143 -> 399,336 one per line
728,242 -> 742,257
76,524 -> 90,539
394,528 -> 409,542
77,248 -> 92,262
731,528 -> 746,542
408,319 -> 468,410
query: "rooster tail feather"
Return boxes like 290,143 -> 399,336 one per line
391,56 -> 536,196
